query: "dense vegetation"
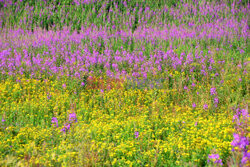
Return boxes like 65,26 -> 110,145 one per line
0,0 -> 249,166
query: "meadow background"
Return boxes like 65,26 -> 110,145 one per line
0,0 -> 249,166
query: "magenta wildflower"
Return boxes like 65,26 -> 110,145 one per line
241,151 -> 250,165
214,97 -> 219,107
231,133 -> 249,151
208,154 -> 223,166
231,134 -> 240,150
232,114 -> 239,122
241,109 -> 249,117
203,104 -> 208,110
65,123 -> 70,130
208,65 -> 212,70
51,117 -> 58,127
61,123 -> 71,133
214,97 -> 219,103
134,131 -> 139,138
61,127 -> 66,133
192,103 -> 196,108
47,94 -> 51,100
69,113 -> 77,123
210,87 -> 217,96
240,49 -> 245,54
208,154 -> 220,159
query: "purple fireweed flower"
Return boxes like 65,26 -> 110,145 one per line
74,0 -> 80,6
238,137 -> 249,149
231,133 -> 249,150
1,118 -> 5,122
208,65 -> 212,70
191,82 -> 195,87
192,103 -> 196,108
231,133 -> 240,150
61,127 -> 66,133
65,123 -> 70,130
243,70 -> 247,75
69,113 -> 77,123
134,131 -> 139,138
236,108 -> 241,116
208,154 -> 223,166
239,78 -> 242,82
51,117 -> 58,127
214,97 -> 219,107
47,94 -> 51,100
203,104 -> 208,110
210,87 -> 217,95
81,82 -> 85,86
241,151 -> 250,165
232,114 -> 239,122
208,154 -> 220,160
214,97 -> 219,103
62,83 -> 66,89
240,49 -> 245,54
61,123 -> 71,133
241,109 -> 249,118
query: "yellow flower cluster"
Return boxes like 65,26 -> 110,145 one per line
0,76 -> 237,166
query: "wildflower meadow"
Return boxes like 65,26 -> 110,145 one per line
0,0 -> 249,166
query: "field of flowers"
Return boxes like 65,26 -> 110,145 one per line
0,0 -> 249,166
